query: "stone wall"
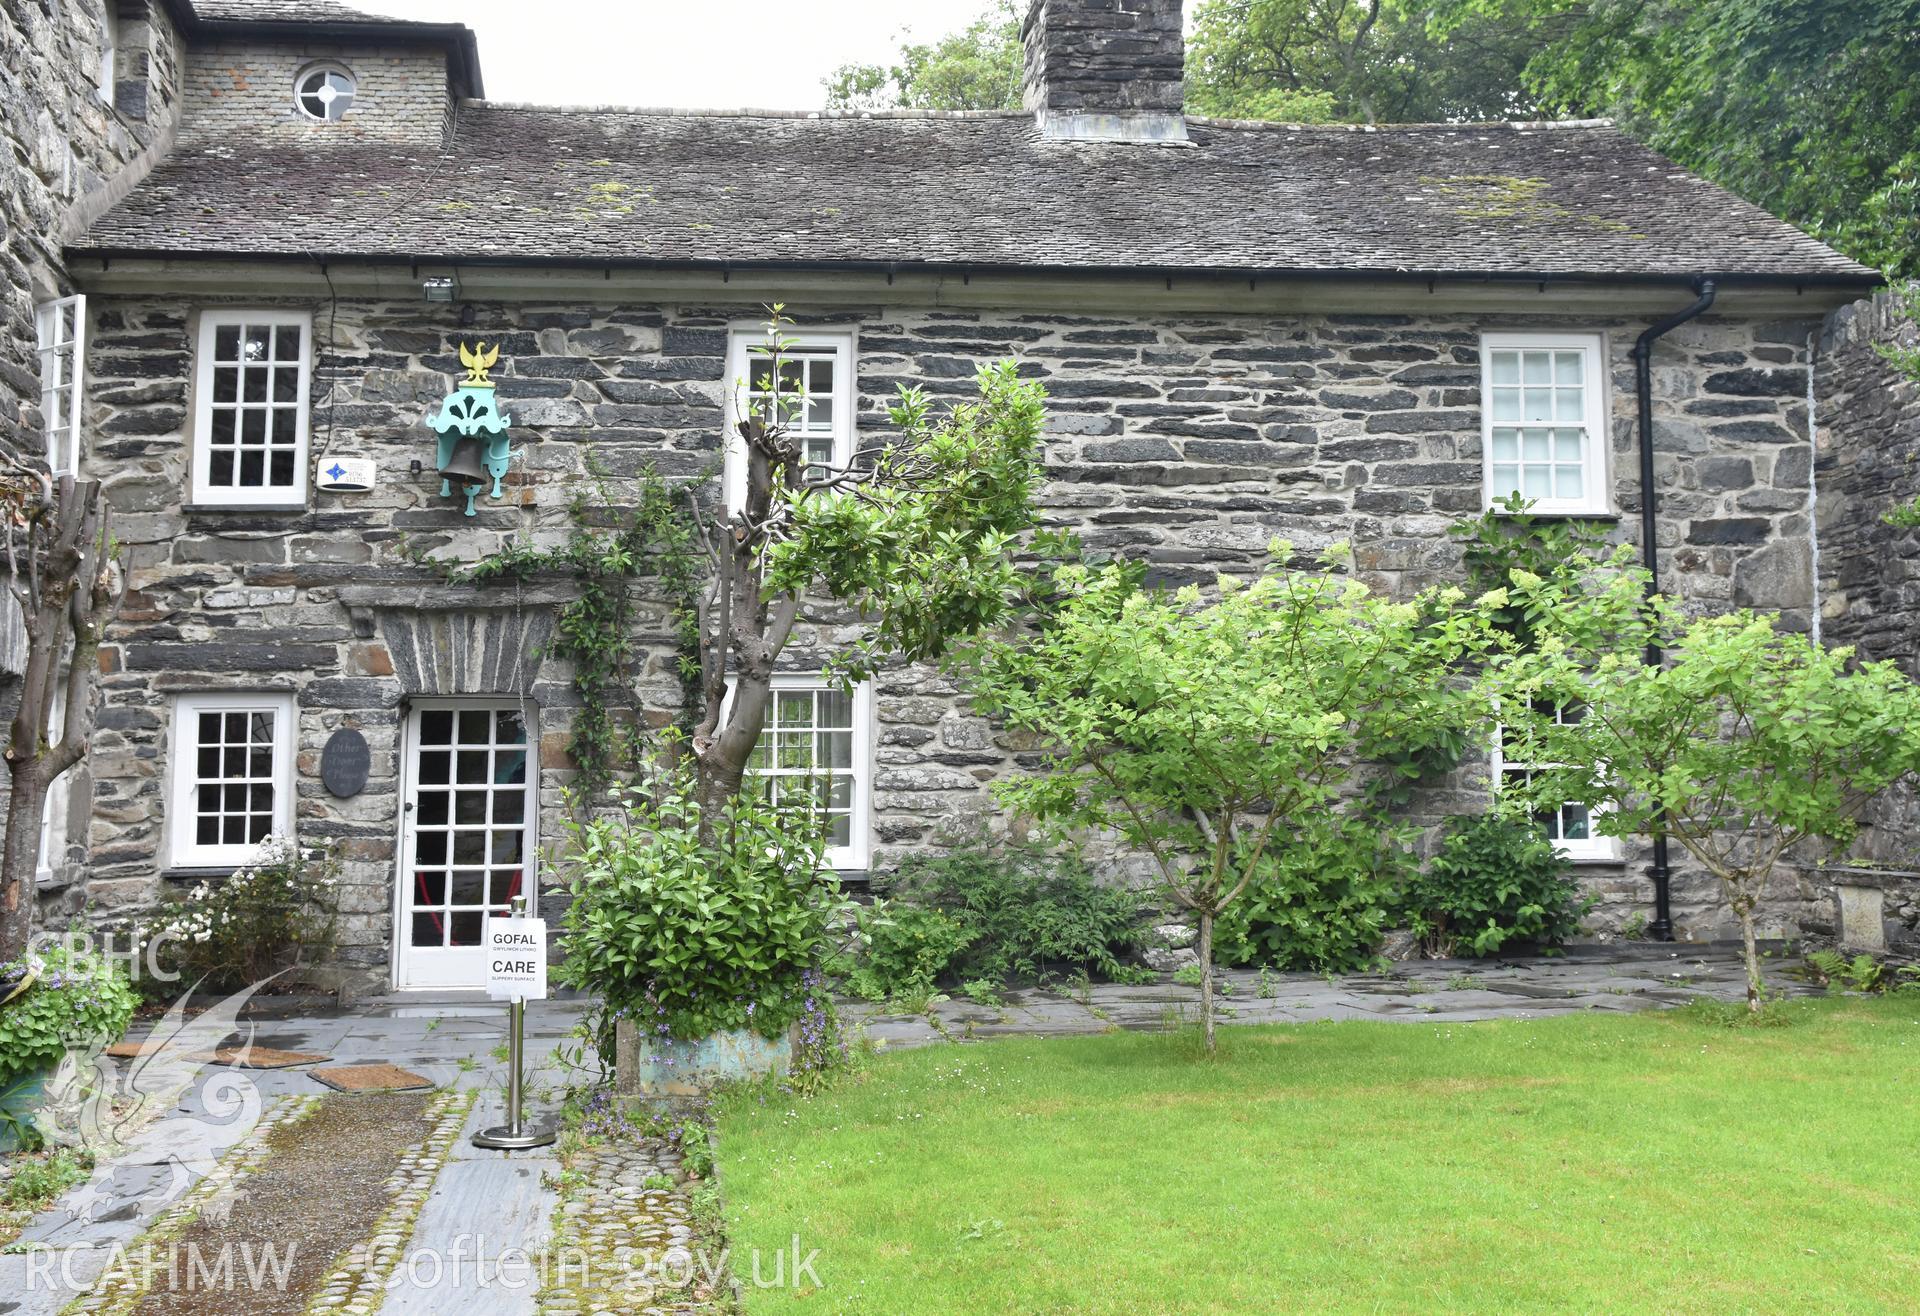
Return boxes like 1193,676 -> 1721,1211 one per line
180,39 -> 451,148
68,291 -> 1834,980
1811,291 -> 1920,949
1816,292 -> 1920,668
2,0 -> 182,916
0,0 -> 182,460
1021,0 -> 1186,116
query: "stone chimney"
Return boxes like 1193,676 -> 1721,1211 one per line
1021,0 -> 1188,142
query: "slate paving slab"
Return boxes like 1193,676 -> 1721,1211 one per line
0,1243 -> 114,1316
373,1158 -> 558,1315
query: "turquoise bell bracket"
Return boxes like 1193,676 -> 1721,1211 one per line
426,343 -> 513,516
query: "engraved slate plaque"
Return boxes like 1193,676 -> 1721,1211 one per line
321,728 -> 371,798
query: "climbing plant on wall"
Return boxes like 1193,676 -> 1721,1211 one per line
443,464 -> 704,796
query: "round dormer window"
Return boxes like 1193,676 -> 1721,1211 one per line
295,64 -> 356,122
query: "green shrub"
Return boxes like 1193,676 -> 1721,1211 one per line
131,838 -> 340,991
884,841 -> 1147,985
846,903 -> 976,1002
556,769 -> 847,1045
1214,813 -> 1410,974
1400,814 -> 1592,958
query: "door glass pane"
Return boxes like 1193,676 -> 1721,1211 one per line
410,705 -> 536,954
449,870 -> 485,906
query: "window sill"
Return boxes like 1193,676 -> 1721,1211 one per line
163,865 -> 241,883
1562,853 -> 1626,867
183,502 -> 309,515
1486,508 -> 1621,522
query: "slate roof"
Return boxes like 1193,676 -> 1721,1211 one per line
71,106 -> 1877,284
189,0 -> 415,22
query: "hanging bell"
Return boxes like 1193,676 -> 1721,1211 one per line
437,436 -> 489,484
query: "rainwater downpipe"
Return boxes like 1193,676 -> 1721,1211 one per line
1631,277 -> 1717,942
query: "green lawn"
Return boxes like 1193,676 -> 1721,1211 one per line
715,998 -> 1920,1313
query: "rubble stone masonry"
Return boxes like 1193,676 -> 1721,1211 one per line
72,291 -> 1831,977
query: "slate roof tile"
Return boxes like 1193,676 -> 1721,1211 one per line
71,105 -> 1876,281
190,0 -> 415,22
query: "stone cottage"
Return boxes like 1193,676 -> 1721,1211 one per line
3,0 -> 1908,992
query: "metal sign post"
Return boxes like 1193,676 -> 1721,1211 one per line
473,894 -> 556,1150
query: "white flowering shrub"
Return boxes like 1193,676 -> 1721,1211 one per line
132,838 -> 340,991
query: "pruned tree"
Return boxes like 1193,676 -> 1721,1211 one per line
1496,556 -> 1920,1012
962,546 -> 1499,1051
682,311 -> 1047,817
0,467 -> 123,962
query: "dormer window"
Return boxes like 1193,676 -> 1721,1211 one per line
295,64 -> 356,122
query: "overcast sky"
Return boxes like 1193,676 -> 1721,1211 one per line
354,0 -> 999,109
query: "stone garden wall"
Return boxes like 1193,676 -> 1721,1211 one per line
68,290 -> 1837,980
1811,291 -> 1920,949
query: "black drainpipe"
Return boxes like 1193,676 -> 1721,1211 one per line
1630,277 -> 1717,941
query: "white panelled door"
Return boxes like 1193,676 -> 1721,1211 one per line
395,702 -> 537,989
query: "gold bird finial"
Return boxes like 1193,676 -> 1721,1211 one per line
458,341 -> 500,387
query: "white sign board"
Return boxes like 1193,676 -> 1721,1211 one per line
483,917 -> 548,1001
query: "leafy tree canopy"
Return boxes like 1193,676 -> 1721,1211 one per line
1187,0 -> 1545,123
1496,549 -> 1920,1009
962,546 -> 1499,1049
1432,0 -> 1920,276
824,0 -> 1023,111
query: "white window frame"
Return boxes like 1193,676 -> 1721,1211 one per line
191,309 -> 312,508
1491,704 -> 1617,862
293,61 -> 357,122
722,327 -> 856,513
168,692 -> 297,869
35,295 -> 85,478
1479,331 -> 1610,516
97,2 -> 118,102
726,673 -> 873,871
37,676 -> 71,887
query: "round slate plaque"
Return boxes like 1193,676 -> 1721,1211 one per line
321,728 -> 371,798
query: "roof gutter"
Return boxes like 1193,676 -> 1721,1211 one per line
62,246 -> 1884,295
1629,276 -> 1718,942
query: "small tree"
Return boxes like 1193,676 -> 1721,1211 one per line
683,312 -> 1046,817
1497,561 -> 1920,1011
0,469 -> 122,963
963,545 -> 1496,1051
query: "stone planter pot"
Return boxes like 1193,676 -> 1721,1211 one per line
0,1067 -> 51,1152
613,1018 -> 794,1102
1820,865 -> 1920,953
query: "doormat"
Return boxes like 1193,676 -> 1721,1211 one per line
190,1046 -> 330,1069
309,1063 -> 435,1093
103,1040 -> 150,1058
